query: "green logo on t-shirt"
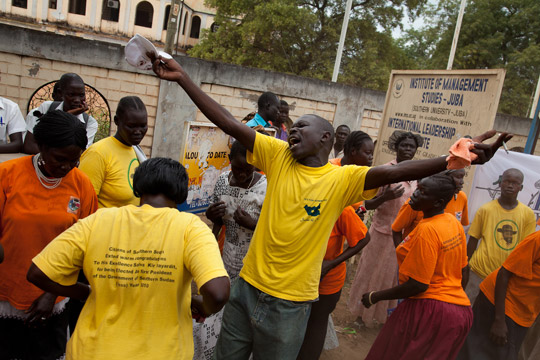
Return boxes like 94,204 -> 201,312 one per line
494,219 -> 519,251
127,158 -> 139,190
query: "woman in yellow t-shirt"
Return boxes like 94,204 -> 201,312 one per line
361,174 -> 472,360
79,96 -> 148,209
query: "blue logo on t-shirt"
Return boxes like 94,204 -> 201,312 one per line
304,204 -> 321,217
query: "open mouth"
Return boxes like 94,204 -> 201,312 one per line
288,136 -> 300,150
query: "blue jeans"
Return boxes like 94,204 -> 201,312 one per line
213,277 -> 312,360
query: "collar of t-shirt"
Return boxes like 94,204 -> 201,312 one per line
245,113 -> 269,128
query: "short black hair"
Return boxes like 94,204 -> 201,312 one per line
116,96 -> 147,119
229,140 -> 247,160
257,92 -> 278,109
280,100 -> 288,106
388,130 -> 423,151
57,73 -> 84,90
133,158 -> 189,204
336,124 -> 350,132
502,168 -> 524,183
426,174 -> 456,207
34,110 -> 87,150
343,131 -> 372,157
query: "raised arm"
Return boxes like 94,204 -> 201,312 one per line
151,56 -> 256,152
364,130 -> 512,190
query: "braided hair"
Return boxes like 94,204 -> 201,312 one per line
343,131 -> 372,157
33,110 -> 87,150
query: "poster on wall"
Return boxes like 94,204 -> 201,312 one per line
178,122 -> 232,213
373,69 -> 506,194
468,149 -> 540,227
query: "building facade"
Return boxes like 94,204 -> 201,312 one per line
0,0 -> 216,49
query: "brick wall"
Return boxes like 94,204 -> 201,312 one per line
360,109 -> 383,140
195,84 -> 337,124
0,51 -> 159,156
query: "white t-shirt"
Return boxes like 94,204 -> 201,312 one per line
26,101 -> 98,147
0,97 -> 26,142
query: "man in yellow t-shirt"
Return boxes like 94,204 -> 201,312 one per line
465,168 -> 536,303
27,158 -> 230,360
150,55 -> 511,359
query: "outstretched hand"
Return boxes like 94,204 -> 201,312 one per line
470,130 -> 512,164
149,53 -> 184,82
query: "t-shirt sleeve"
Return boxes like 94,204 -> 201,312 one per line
26,102 -> 50,133
468,206 -> 485,239
85,116 -> 99,146
339,206 -> 368,247
246,131 -> 288,175
6,103 -> 26,135
502,232 -> 540,280
522,209 -> 537,239
183,216 -> 228,288
78,173 -> 98,218
79,147 -> 106,197
32,216 -> 93,286
399,225 -> 439,285
461,194 -> 469,226
392,199 -> 415,232
340,165 -> 379,206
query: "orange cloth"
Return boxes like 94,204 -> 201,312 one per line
392,191 -> 470,237
480,231 -> 540,327
0,156 -> 98,309
397,213 -> 470,306
320,206 -> 368,295
447,138 -> 478,169
218,225 -> 226,254
330,158 -> 363,210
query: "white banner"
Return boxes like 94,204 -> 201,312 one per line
468,149 -> 540,226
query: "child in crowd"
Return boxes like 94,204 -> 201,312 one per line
24,73 -> 98,154
392,168 -> 469,246
465,168 -> 536,303
27,158 -> 230,360
193,140 -> 267,359
362,174 -> 472,360
457,230 -> 540,360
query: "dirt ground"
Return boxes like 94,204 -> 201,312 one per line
320,282 -> 381,360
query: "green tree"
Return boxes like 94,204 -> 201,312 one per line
189,0 -> 425,90
401,0 -> 540,116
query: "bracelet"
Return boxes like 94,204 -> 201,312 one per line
368,291 -> 375,305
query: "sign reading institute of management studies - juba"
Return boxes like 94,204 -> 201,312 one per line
374,69 -> 506,194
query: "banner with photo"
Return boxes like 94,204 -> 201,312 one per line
468,149 -> 540,227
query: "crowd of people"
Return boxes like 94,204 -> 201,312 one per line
0,54 -> 538,360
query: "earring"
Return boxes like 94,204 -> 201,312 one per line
38,156 -> 46,166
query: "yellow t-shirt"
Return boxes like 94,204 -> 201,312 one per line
469,199 -> 536,278
32,205 -> 228,360
79,137 -> 140,208
241,132 -> 377,301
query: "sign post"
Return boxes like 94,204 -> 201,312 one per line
374,69 -> 506,195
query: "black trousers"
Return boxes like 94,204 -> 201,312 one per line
0,308 -> 68,360
297,290 -> 342,360
457,291 -> 528,360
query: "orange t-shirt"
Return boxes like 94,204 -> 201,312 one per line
392,191 -> 470,237
397,213 -> 470,306
0,156 -> 98,309
479,231 -> 540,327
320,206 -> 368,295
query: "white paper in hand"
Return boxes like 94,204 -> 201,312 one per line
125,34 -> 173,70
